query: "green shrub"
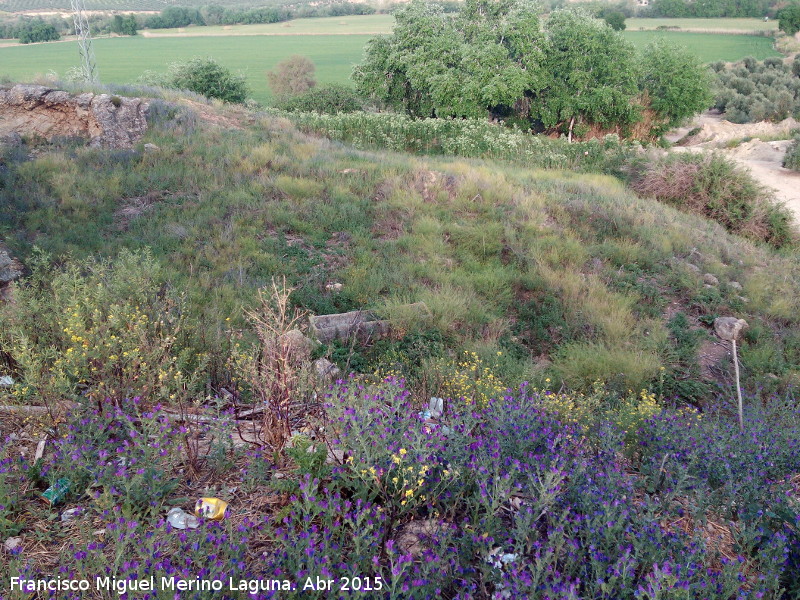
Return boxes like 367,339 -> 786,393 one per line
784,135 -> 800,171
631,152 -> 796,248
0,249 -> 207,408
166,57 -> 249,104
713,58 -> 800,123
275,84 -> 364,114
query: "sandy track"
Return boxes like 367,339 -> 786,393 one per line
667,113 -> 800,226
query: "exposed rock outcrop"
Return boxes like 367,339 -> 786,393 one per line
0,85 -> 148,149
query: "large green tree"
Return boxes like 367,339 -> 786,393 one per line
539,9 -> 639,140
778,3 -> 800,36
353,0 -> 546,119
638,39 -> 712,134
353,1 -> 710,139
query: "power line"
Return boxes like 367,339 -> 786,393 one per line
69,0 -> 98,83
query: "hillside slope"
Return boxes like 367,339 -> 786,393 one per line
2,95 -> 800,404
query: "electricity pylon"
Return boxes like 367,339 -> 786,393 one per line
70,0 -> 98,82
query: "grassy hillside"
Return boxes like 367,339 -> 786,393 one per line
2,91 -> 800,597
2,95 -> 799,404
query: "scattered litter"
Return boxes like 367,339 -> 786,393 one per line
195,497 -> 228,521
428,397 -> 444,418
61,507 -> 82,522
419,397 -> 446,434
486,546 -> 520,596
166,507 -> 199,530
486,547 -> 519,569
42,478 -> 71,506
92,529 -> 106,536
325,282 -> 343,292
4,536 -> 22,552
0,376 -> 13,387
34,438 -> 46,462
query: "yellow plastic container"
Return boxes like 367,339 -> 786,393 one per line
195,497 -> 228,520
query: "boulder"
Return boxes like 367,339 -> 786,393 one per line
0,84 -> 148,149
703,273 -> 719,286
278,329 -> 317,361
0,249 -> 22,284
713,317 -> 748,342
313,358 -> 340,381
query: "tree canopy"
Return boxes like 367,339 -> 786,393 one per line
778,3 -> 800,35
353,1 -> 711,139
17,19 -> 60,44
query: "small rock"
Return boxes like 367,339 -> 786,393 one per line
0,246 -> 23,285
313,358 -> 340,381
729,281 -> 743,291
278,329 -> 318,361
685,263 -> 701,273
0,376 -> 13,387
703,273 -> 719,286
395,519 -> 446,557
143,143 -> 160,153
713,316 -> 748,342
4,536 -> 22,552
0,132 -> 22,148
325,282 -> 343,292
737,296 -> 749,304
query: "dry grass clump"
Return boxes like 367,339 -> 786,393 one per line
630,152 -> 796,249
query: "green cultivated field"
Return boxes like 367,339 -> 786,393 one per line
0,17 -> 781,103
627,17 -> 778,32
148,14 -> 394,36
0,35 -> 371,104
622,30 -> 780,61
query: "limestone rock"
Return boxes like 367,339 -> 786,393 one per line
729,281 -> 743,291
313,358 -> 340,381
278,329 -> 317,361
703,273 -> 719,286
4,536 -> 22,552
395,519 -> 446,557
685,263 -> 701,273
0,246 -> 23,284
713,317 -> 748,342
0,84 -> 148,149
143,143 -> 160,153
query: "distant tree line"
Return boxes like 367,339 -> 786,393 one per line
0,17 -> 63,43
646,0 -> 775,18
143,2 -> 376,29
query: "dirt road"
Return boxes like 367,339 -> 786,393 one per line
667,113 -> 800,225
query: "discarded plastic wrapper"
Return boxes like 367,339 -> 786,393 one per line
167,507 -> 199,530
42,478 -> 71,506
61,507 -> 82,522
195,497 -> 228,520
428,397 -> 444,417
0,375 -> 13,387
